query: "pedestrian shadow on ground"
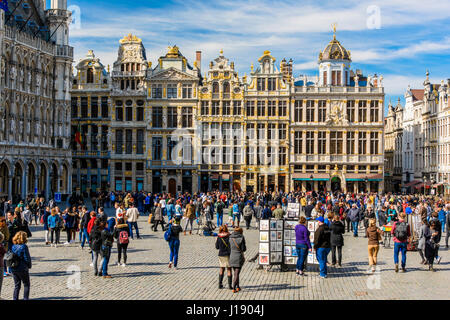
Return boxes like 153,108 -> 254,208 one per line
126,262 -> 167,266
239,283 -> 303,291
177,266 -> 218,270
107,271 -> 164,278
31,270 -> 68,277
32,257 -> 77,263
33,296 -> 83,300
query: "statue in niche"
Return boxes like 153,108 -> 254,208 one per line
10,66 -> 16,88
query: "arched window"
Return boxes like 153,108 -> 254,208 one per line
223,82 -> 230,93
87,67 -> 94,83
212,82 -> 219,93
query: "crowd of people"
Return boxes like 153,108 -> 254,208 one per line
0,190 -> 449,299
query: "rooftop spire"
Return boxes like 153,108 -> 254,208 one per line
332,22 -> 337,40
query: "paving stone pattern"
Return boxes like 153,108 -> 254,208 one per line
1,205 -> 449,300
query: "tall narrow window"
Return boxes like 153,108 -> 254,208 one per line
211,101 -> 220,116
294,132 -> 303,154
318,131 -> 326,154
136,129 -> 144,154
347,100 -> 355,123
370,100 -> 379,122
267,78 -> 276,91
223,101 -> 231,115
306,131 -> 314,154
182,107 -> 192,128
330,132 -> 343,154
278,124 -> 287,140
125,129 -> 132,154
81,97 -> 88,118
306,100 -> 314,122
136,107 -> 144,121
182,84 -> 192,98
152,137 -> 162,160
358,100 -> 367,122
167,84 -> 177,98
116,106 -> 123,121
268,100 -> 276,117
294,100 -> 303,122
323,71 -> 327,86
346,132 -> 355,154
246,101 -> 255,116
152,107 -> 162,128
71,97 -> 78,118
318,100 -> 327,122
370,132 -> 379,154
115,130 -> 123,154
87,68 -> 94,83
167,107 -> 178,128
257,101 -> 265,116
125,107 -> 132,121
101,97 -> 108,118
278,101 -> 287,117
201,101 -> 209,115
358,132 -> 367,154
257,78 -> 266,91
233,101 -> 241,115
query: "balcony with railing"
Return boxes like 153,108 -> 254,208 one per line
56,45 -> 74,59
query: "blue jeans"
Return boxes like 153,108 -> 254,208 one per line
233,214 -> 240,224
81,228 -> 89,248
352,221 -> 359,236
296,244 -> 308,272
217,214 -> 223,227
101,246 -> 111,276
128,222 -> 140,238
169,238 -> 180,267
394,242 -> 407,268
439,219 -> 445,233
316,247 -> 331,277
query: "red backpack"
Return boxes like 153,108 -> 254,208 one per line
119,230 -> 129,244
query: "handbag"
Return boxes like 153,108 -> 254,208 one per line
232,238 -> 245,261
164,224 -> 172,242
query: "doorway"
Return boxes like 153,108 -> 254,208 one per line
168,178 -> 176,196
331,176 -> 341,193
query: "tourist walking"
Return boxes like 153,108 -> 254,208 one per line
100,221 -> 114,278
126,203 -> 141,239
229,227 -> 246,293
426,221 -> 440,272
243,203 -> 254,230
348,204 -> 360,237
330,214 -> 345,267
168,216 -> 183,270
418,218 -> 430,265
215,225 -> 232,289
295,216 -> 311,276
314,216 -> 331,279
366,218 -> 382,272
114,218 -> 129,267
89,219 -> 104,276
184,200 -> 196,235
391,212 -> 411,273
10,231 -> 32,300
0,232 -> 5,298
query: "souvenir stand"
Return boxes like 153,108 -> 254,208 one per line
258,203 -> 318,272
258,219 -> 284,269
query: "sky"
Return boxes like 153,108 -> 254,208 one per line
63,0 -> 450,112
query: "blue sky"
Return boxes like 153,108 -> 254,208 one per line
65,0 -> 450,112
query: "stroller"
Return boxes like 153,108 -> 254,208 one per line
196,211 -> 216,235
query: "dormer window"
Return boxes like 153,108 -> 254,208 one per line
87,67 -> 94,83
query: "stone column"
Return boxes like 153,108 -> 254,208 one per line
192,170 -> 198,193
264,174 -> 268,192
22,167 -> 27,199
8,175 -> 12,201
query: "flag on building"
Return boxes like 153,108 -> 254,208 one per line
74,124 -> 83,149
0,0 -> 8,12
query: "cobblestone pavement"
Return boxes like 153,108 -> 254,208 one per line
1,205 -> 449,300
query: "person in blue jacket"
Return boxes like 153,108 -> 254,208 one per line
42,207 -> 51,245
166,199 -> 176,223
11,231 -> 32,300
438,205 -> 447,233
47,209 -> 62,247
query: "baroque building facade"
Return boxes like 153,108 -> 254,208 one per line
71,50 -> 111,195
401,72 -> 450,197
0,0 -> 73,202
290,32 -> 385,194
71,30 -> 386,195
384,99 -> 403,193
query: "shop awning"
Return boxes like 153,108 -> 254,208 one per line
404,180 -> 421,188
345,173 -> 383,182
292,173 -> 329,181
415,183 -> 424,189
432,183 -> 442,188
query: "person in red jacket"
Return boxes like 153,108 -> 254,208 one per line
391,212 -> 411,273
87,211 -> 97,235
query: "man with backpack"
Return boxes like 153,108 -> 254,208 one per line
391,212 -> 411,273
114,218 -> 129,267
